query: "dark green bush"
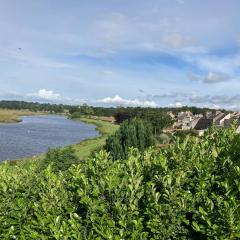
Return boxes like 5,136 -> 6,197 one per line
40,146 -> 78,172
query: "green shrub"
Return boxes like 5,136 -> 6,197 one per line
71,111 -> 81,119
1,125 -> 240,238
40,146 -> 79,172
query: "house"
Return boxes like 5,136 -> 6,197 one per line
193,118 -> 213,130
177,111 -> 192,119
173,110 -> 240,135
175,111 -> 194,130
237,125 -> 240,134
205,111 -> 215,119
167,111 -> 176,120
219,113 -> 231,126
190,117 -> 202,129
231,112 -> 240,118
213,113 -> 225,125
224,117 -> 240,128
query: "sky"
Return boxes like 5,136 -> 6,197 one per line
0,0 -> 240,109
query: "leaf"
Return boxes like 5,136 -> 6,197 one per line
192,221 -> 201,232
199,206 -> 207,216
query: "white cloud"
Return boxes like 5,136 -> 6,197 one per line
0,88 -> 88,104
27,89 -> 61,100
189,94 -> 240,110
169,102 -> 183,107
99,95 -> 157,107
188,72 -> 229,84
175,102 -> 183,107
183,53 -> 240,76
204,72 -> 229,84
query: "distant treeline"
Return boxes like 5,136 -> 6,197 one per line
0,100 -> 224,118
0,100 -> 69,113
69,105 -> 219,117
70,105 -> 227,119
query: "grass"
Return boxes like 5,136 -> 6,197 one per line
72,117 -> 119,159
0,109 -> 45,123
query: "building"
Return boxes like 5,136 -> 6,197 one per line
193,118 -> 213,130
167,111 -> 176,120
173,110 -> 240,135
213,113 -> 225,125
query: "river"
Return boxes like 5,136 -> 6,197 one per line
0,115 -> 99,161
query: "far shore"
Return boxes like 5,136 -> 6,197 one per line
0,109 -> 48,123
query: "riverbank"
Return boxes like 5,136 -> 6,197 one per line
0,109 -> 46,123
72,117 -> 119,159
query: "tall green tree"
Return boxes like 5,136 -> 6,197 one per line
105,119 -> 154,160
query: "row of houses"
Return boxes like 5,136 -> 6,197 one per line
167,110 -> 240,135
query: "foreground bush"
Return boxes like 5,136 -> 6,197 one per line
1,126 -> 240,239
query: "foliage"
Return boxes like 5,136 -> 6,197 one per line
113,108 -> 174,133
1,126 -> 240,238
173,129 -> 199,142
156,133 -> 171,144
74,106 -> 218,119
69,104 -> 94,116
105,119 -> 154,160
0,100 -> 66,113
40,146 -> 79,172
70,111 -> 81,119
114,110 -> 133,124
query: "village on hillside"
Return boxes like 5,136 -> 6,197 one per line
166,110 -> 240,136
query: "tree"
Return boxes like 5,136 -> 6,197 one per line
105,119 -> 154,160
114,111 -> 133,124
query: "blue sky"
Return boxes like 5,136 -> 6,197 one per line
0,0 -> 240,109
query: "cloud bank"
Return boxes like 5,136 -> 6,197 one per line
27,89 -> 61,100
99,95 -> 157,107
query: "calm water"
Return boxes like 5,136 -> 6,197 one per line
0,115 -> 99,161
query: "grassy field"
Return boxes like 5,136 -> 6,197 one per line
72,117 -> 119,159
0,109 -> 45,123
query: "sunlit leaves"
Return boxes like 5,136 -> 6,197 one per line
1,125 -> 240,238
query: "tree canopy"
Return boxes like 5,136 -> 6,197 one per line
105,119 -> 155,160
